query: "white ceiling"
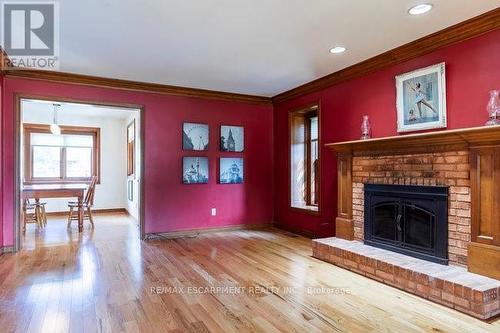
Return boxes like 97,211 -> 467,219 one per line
22,99 -> 138,120
55,0 -> 500,96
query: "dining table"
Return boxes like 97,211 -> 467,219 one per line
22,183 -> 88,232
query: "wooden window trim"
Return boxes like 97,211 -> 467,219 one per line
304,111 -> 318,207
23,123 -> 101,184
288,103 -> 321,215
127,119 -> 135,178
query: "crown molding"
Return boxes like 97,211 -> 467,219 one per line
272,8 -> 500,104
4,68 -> 272,105
3,8 -> 499,106
0,47 -> 12,72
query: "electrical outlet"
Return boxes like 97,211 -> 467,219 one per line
211,208 -> 216,216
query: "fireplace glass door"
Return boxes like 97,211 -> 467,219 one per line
403,202 -> 434,250
364,184 -> 448,265
372,201 -> 398,243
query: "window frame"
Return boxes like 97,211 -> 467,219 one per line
23,123 -> 101,184
288,103 -> 321,215
127,119 -> 135,178
304,111 -> 319,207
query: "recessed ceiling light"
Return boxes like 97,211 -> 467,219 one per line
408,3 -> 433,15
329,46 -> 346,54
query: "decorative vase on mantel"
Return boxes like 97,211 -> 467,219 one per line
361,115 -> 371,140
486,90 -> 500,126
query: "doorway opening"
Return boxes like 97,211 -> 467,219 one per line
14,96 -> 144,250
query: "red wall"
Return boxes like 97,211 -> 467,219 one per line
0,73 -> 3,248
273,30 -> 500,237
1,29 -> 499,247
1,78 -> 273,247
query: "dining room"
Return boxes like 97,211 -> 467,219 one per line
18,97 -> 142,249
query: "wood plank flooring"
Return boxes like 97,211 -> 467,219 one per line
0,213 -> 499,332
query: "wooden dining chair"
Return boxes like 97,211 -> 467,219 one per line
23,199 -> 44,232
35,200 -> 48,226
67,176 -> 97,228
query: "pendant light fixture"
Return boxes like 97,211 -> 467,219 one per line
50,103 -> 61,135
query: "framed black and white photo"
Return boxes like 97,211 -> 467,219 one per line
183,122 -> 209,150
182,157 -> 209,184
219,158 -> 244,184
396,62 -> 447,133
220,125 -> 244,152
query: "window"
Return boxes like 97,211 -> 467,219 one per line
290,105 -> 320,212
23,124 -> 100,184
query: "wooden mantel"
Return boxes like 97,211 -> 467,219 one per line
326,126 -> 500,280
326,126 -> 500,155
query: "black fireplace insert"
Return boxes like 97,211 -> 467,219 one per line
364,184 -> 448,265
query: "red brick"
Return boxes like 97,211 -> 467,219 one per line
375,270 -> 394,282
454,306 -> 480,318
416,284 -> 430,298
456,209 -> 471,218
484,288 -> 498,302
430,278 -> 443,290
442,292 -> 455,303
444,179 -> 456,186
449,247 -> 468,256
456,194 -> 471,202
471,301 -> 485,314
430,288 -> 442,299
416,273 -> 429,286
434,164 -> 456,171
407,280 -> 416,291
463,287 -> 473,301
377,261 -> 394,274
395,276 -> 407,288
457,179 -> 471,186
456,164 -> 470,171
449,230 -> 470,241
473,290 -> 484,303
448,216 -> 470,225
359,264 -> 375,275
449,201 -> 471,210
443,281 -> 454,294
445,171 -> 469,179
432,156 -> 445,163
445,156 -> 468,164
484,300 -> 500,313
457,255 -> 468,266
343,259 -> 358,269
453,284 -> 464,297
365,257 -> 376,268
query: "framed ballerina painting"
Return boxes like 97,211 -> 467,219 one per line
396,62 -> 447,133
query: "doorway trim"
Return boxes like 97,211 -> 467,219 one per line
13,93 -> 146,251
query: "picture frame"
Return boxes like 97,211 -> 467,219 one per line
183,122 -> 209,151
220,125 -> 244,152
219,157 -> 244,184
182,157 -> 209,184
396,62 -> 447,133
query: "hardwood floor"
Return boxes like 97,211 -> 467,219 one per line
0,213 -> 499,332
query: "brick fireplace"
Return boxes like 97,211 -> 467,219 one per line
314,126 -> 500,320
351,151 -> 471,266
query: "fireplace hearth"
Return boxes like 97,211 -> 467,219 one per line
364,184 -> 448,265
